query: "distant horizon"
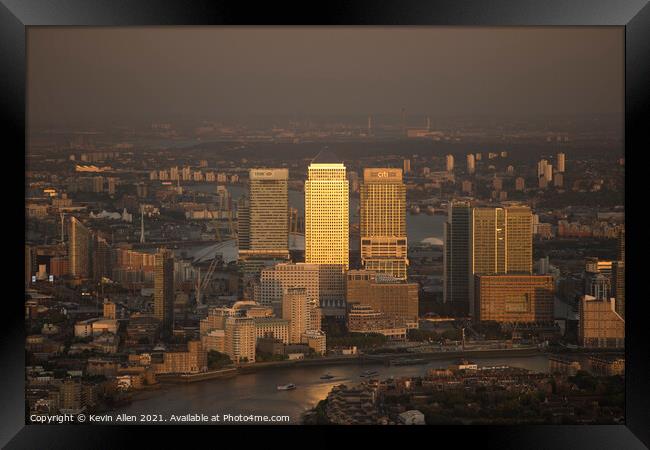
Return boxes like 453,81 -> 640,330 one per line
28,27 -> 623,129
29,111 -> 624,133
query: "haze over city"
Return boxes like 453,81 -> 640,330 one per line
28,27 -> 623,128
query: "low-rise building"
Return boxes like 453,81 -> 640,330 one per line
589,355 -> 625,376
152,341 -> 207,374
301,330 -> 327,355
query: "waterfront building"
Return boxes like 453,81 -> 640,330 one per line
346,269 -> 418,328
154,248 -> 174,338
201,329 -> 226,353
578,295 -> 625,348
199,306 -> 237,335
254,317 -> 290,344
224,316 -> 256,363
360,168 -> 408,280
152,341 -> 207,374
347,304 -> 407,340
305,151 -> 349,269
474,274 -> 554,322
301,330 -> 327,355
282,287 -> 320,343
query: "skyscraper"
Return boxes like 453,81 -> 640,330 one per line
92,235 -> 112,282
466,154 -> 475,175
443,201 -> 472,310
238,168 -> 289,260
613,229 -> 625,318
469,206 -> 533,317
544,163 -> 553,182
537,159 -> 548,178
305,151 -> 349,269
611,261 -> 625,319
282,287 -> 312,343
618,229 -> 625,262
360,168 -> 408,280
403,159 -> 411,174
154,248 -> 174,338
472,206 -> 533,275
557,152 -> 566,172
237,196 -> 250,251
446,154 -> 454,172
68,216 -> 92,279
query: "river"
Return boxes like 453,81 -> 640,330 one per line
113,354 -> 550,424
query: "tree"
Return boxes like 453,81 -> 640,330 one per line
207,350 -> 232,370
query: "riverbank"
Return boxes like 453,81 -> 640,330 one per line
158,347 -> 544,384
113,353 -> 553,422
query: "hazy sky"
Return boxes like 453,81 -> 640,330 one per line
27,27 -> 623,126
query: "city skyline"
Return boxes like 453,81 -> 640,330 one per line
24,26 -> 626,427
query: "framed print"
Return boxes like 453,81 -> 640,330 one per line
2,0 -> 649,448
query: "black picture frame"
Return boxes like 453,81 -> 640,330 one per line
3,0 -> 649,448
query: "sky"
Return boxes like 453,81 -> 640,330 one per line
27,27 -> 624,127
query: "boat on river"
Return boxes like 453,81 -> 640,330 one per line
360,370 -> 379,378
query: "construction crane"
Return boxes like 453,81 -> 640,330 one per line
195,251 -> 220,306
139,204 -> 146,244
60,212 -> 66,244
